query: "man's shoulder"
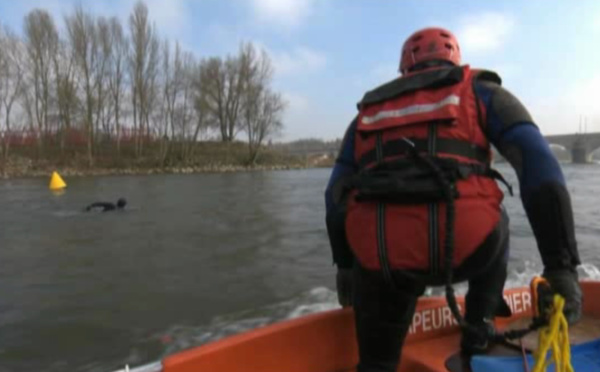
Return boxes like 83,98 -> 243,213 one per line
358,66 -> 465,108
470,67 -> 502,86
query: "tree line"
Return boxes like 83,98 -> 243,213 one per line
273,138 -> 342,156
0,1 -> 285,169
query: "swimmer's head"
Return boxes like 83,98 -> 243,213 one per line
117,198 -> 127,208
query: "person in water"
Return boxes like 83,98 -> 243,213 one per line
325,27 -> 582,371
85,198 -> 127,212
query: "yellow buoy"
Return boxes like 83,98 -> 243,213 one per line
49,171 -> 67,190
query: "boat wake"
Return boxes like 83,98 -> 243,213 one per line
154,287 -> 339,357
134,261 -> 600,369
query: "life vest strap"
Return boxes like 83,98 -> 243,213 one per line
352,157 -> 512,204
358,137 -> 490,170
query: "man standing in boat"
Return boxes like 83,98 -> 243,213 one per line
325,27 -> 582,371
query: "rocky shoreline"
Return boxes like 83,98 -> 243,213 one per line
0,164 -> 318,179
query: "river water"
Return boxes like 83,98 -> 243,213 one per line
0,165 -> 599,372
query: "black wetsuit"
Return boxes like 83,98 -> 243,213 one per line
85,202 -> 119,212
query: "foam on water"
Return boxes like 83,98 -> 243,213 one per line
284,287 -> 341,319
580,263 -> 600,280
150,286 -> 341,359
146,261 -> 600,364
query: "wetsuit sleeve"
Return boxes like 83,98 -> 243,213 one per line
324,118 -> 358,269
476,81 -> 580,271
86,202 -> 115,212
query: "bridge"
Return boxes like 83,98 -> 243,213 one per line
544,132 -> 600,163
277,132 -> 600,164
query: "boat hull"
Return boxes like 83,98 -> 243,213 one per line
121,281 -> 600,372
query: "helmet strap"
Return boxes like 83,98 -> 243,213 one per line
408,59 -> 456,73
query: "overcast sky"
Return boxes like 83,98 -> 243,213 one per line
1,0 -> 599,141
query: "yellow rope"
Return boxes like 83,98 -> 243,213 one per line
532,294 -> 574,372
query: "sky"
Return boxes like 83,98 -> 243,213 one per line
1,0 -> 599,141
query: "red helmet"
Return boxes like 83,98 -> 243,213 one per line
399,27 -> 461,74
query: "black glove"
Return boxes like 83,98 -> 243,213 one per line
543,269 -> 582,324
336,268 -> 354,307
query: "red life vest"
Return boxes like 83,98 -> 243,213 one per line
345,65 -> 504,274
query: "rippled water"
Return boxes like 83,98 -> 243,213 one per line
0,165 -> 599,371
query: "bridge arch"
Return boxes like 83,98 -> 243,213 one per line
589,147 -> 600,162
548,143 -> 571,162
544,132 -> 600,163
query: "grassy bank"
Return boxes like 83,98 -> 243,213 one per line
1,142 -> 298,178
0,141 -> 336,178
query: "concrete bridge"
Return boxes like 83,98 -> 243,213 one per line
279,132 -> 600,164
544,132 -> 600,163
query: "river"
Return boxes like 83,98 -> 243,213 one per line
0,165 -> 599,371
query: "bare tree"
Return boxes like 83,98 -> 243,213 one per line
2,2 -> 287,173
177,51 -> 197,162
158,39 -> 172,164
96,17 -> 113,144
129,0 -> 159,157
53,38 -> 78,156
199,57 -> 226,140
158,40 -> 188,165
222,53 -> 245,141
23,9 -> 58,157
191,61 -> 210,157
199,43 -> 250,143
245,90 -> 284,163
0,26 -> 26,166
146,37 -> 160,137
107,17 -> 127,157
240,45 -> 285,164
66,5 -> 99,166
200,42 -> 285,161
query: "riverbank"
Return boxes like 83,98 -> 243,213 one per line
0,151 -> 335,179
1,163 -> 314,179
1,136 -> 340,179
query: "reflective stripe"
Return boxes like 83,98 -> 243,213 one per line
361,94 -> 461,125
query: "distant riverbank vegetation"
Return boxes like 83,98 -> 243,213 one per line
0,1 -> 312,178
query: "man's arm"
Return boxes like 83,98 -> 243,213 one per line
324,118 -> 358,269
476,81 -> 582,322
85,202 -> 115,212
476,81 -> 580,270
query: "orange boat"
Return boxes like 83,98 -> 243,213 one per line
116,281 -> 600,372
